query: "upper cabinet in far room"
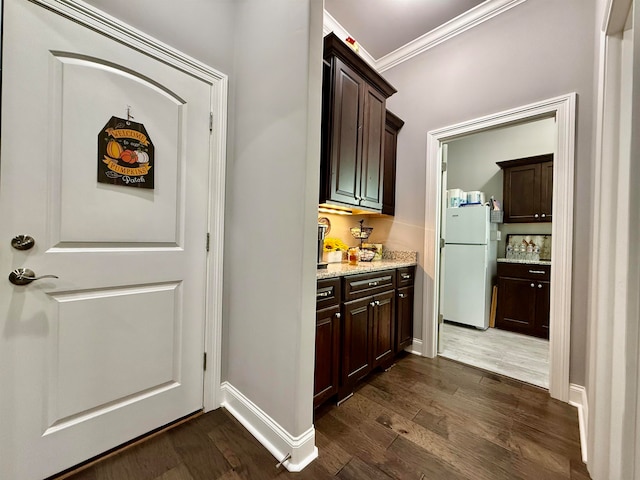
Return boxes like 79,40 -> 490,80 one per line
497,154 -> 553,223
320,32 -> 397,213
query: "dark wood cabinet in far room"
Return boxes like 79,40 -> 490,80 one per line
497,154 -> 553,223
320,33 -> 396,212
495,263 -> 550,339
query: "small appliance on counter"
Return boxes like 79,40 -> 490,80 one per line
317,223 -> 328,269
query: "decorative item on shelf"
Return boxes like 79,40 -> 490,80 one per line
350,219 -> 376,262
345,36 -> 360,53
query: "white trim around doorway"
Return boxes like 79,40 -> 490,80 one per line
31,0 -> 228,411
423,93 -> 576,402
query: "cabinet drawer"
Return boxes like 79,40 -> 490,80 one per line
343,270 -> 395,301
317,277 -> 342,309
497,263 -> 550,281
396,266 -> 416,287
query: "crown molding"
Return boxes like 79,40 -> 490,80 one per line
322,10 -> 377,68
376,0 -> 527,72
323,0 -> 527,74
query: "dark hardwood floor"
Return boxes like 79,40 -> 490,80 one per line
58,354 -> 590,480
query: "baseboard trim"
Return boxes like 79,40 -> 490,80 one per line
220,382 -> 318,472
406,338 -> 423,356
569,383 -> 588,463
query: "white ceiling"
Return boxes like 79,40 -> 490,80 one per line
324,0 -> 486,59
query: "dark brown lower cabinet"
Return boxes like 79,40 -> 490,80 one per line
315,266 -> 414,407
314,278 -> 341,408
495,263 -> 550,339
396,285 -> 414,351
339,290 -> 395,400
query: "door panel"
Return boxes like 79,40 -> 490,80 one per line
360,85 -> 385,209
330,58 -> 363,204
54,54 -> 183,244
0,1 -> 214,478
372,290 -> 394,367
342,297 -> 372,383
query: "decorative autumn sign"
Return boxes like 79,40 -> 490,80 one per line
97,116 -> 154,189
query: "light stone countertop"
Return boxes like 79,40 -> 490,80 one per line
497,258 -> 552,266
317,259 -> 417,280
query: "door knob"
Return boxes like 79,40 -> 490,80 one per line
8,268 -> 59,286
11,235 -> 35,251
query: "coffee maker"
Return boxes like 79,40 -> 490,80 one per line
317,223 -> 328,269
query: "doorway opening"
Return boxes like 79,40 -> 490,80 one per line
438,117 -> 555,389
424,94 -> 576,402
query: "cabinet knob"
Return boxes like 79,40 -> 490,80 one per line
370,301 -> 376,307
375,300 -> 380,306
538,284 -> 543,289
335,312 -> 341,318
530,283 -> 535,288
541,213 -> 546,218
534,213 -> 539,218
398,293 -> 406,298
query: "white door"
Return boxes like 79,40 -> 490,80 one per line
0,1 -> 214,478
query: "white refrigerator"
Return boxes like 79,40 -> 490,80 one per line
441,206 -> 497,329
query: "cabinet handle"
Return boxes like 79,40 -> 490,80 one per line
335,312 -> 341,318
530,283 -> 535,288
534,213 -> 539,218
528,270 -> 546,275
368,281 -> 379,287
538,284 -> 543,289
398,293 -> 406,298
401,274 -> 411,279
317,291 -> 331,298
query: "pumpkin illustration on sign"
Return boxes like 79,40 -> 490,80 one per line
119,149 -> 138,164
98,116 -> 155,189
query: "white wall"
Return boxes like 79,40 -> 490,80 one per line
370,0 -> 597,385
227,0 -> 322,437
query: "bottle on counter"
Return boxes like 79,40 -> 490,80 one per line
348,247 -> 359,266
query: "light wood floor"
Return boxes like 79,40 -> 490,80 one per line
57,354 -> 589,480
440,322 -> 549,388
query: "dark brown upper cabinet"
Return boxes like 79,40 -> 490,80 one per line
497,154 -> 553,223
382,110 -> 404,216
320,33 -> 397,212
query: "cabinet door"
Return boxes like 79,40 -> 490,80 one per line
359,85 -> 385,210
503,163 -> 540,223
396,286 -> 414,352
534,281 -> 550,339
540,161 -> 553,221
314,305 -> 341,407
328,58 -> 364,206
495,276 -> 537,335
342,296 -> 373,385
372,290 -> 395,368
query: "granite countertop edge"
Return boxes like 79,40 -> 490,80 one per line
497,258 -> 552,266
317,260 -> 417,279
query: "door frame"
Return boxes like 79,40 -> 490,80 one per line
23,0 -> 228,411
424,93 -> 576,402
